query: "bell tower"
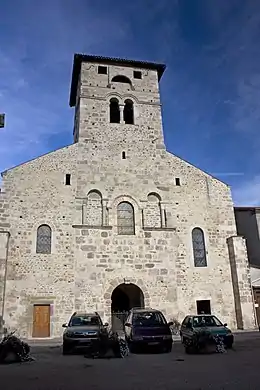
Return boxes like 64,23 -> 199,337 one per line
69,54 -> 166,158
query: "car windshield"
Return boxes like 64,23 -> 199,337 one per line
132,311 -> 167,326
192,315 -> 223,328
69,316 -> 101,327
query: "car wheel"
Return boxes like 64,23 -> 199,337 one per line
118,340 -> 129,358
62,344 -> 71,355
185,345 -> 192,354
164,342 -> 172,353
225,341 -> 233,349
128,341 -> 136,353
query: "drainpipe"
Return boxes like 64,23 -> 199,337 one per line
1,231 -> 10,334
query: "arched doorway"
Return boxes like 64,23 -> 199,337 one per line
111,283 -> 144,331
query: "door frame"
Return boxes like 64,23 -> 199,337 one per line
28,297 -> 55,339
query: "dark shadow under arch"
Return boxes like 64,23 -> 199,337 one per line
123,99 -> 134,125
111,283 -> 145,330
112,75 -> 132,85
109,97 -> 120,123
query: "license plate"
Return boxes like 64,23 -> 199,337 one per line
148,341 -> 160,345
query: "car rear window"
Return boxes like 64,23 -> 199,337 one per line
132,311 -> 167,326
69,316 -> 101,327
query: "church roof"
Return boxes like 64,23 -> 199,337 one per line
69,53 -> 166,107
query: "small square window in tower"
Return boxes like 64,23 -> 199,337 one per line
196,300 -> 211,315
65,174 -> 71,185
98,66 -> 107,74
122,151 -> 126,159
175,178 -> 180,186
133,70 -> 142,79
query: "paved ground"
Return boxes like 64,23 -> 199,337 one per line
1,332 -> 260,390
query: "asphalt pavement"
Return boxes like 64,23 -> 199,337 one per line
1,332 -> 260,390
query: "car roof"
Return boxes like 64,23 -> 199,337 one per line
130,308 -> 161,313
72,312 -> 100,317
187,314 -> 214,318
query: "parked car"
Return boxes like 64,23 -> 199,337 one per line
124,308 -> 173,352
62,312 -> 109,355
180,314 -> 234,349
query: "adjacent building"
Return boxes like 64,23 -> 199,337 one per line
235,207 -> 260,327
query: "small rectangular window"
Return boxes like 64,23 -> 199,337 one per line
98,66 -> 107,74
196,300 -> 211,315
175,178 -> 181,186
133,70 -> 142,79
65,174 -> 71,185
122,151 -> 126,159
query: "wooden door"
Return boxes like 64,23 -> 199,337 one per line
32,305 -> 50,338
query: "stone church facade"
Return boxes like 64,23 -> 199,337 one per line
0,54 -> 257,338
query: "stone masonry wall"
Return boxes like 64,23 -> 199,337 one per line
83,194 -> 103,226
0,145 -> 78,337
0,57 -> 253,338
143,200 -> 162,228
227,236 -> 256,329
0,231 -> 9,328
72,59 -> 240,329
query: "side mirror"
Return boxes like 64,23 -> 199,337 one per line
125,322 -> 131,327
168,321 -> 173,326
104,322 -> 109,327
223,323 -> 227,327
62,323 -> 68,328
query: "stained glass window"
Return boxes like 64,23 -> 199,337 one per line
192,228 -> 207,267
117,202 -> 135,235
36,225 -> 52,254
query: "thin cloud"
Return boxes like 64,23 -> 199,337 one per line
0,1 -> 131,176
0,0 -> 259,208
232,175 -> 260,206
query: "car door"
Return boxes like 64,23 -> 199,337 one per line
180,316 -> 189,338
181,316 -> 193,339
185,317 -> 194,339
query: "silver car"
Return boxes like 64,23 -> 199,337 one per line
62,312 -> 108,355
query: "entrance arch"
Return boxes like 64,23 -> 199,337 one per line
111,283 -> 145,331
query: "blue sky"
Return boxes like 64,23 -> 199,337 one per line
0,0 -> 259,205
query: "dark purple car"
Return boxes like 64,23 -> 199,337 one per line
124,308 -> 173,353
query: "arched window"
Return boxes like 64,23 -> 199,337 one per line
36,224 -> 52,254
124,99 -> 134,125
147,192 -> 161,203
145,192 -> 162,228
117,202 -> 135,235
192,228 -> 207,267
87,189 -> 102,200
110,98 -> 120,123
111,75 -> 132,85
83,189 -> 103,226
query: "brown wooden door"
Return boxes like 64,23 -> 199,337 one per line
32,305 -> 50,338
